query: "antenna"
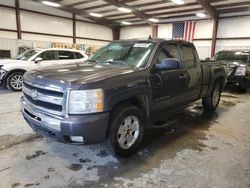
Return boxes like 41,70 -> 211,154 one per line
148,35 -> 152,40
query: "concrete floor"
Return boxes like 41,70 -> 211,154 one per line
0,86 -> 249,188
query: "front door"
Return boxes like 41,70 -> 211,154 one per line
153,43 -> 188,110
31,50 -> 57,69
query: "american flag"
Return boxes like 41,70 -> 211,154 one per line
172,21 -> 196,42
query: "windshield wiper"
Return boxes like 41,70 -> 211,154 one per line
108,60 -> 128,67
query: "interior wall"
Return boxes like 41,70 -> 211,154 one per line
0,0 -> 112,57
120,26 -> 152,39
76,21 -> 112,41
158,24 -> 172,39
216,16 -> 250,53
120,16 -> 250,60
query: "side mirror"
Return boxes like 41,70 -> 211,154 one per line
34,57 -> 42,64
205,57 -> 211,61
156,58 -> 181,71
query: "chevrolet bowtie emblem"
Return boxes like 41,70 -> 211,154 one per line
30,89 -> 38,100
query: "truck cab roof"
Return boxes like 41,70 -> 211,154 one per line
114,38 -> 194,46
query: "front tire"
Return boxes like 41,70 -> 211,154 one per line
239,86 -> 248,93
109,104 -> 144,157
202,82 -> 222,111
6,72 -> 24,92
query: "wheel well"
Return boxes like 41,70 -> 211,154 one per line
6,69 -> 26,77
2,69 -> 26,84
7,69 -> 26,75
5,69 -> 26,80
112,95 -> 149,117
215,76 -> 225,90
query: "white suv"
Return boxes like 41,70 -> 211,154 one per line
0,48 -> 88,91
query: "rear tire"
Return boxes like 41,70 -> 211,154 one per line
109,103 -> 144,157
239,87 -> 247,93
6,72 -> 24,92
202,82 -> 222,111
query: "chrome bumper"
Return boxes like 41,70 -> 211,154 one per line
21,96 -> 62,131
21,96 -> 110,144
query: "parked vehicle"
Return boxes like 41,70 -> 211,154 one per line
21,39 -> 226,157
0,48 -> 88,91
214,50 -> 250,92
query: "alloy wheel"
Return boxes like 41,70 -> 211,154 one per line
117,115 -> 140,150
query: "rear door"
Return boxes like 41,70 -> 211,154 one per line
57,50 -> 77,64
180,44 -> 202,101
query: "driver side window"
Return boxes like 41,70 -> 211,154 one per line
157,44 -> 180,64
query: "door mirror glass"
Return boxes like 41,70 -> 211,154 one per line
156,58 -> 181,71
34,57 -> 43,64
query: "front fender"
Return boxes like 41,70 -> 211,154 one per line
104,85 -> 153,117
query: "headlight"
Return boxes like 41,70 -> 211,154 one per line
68,89 -> 104,114
235,66 -> 246,76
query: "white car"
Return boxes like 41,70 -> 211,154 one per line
0,48 -> 88,91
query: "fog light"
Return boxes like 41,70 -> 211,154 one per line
70,136 -> 84,143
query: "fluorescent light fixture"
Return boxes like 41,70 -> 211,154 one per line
148,18 -> 159,23
196,12 -> 206,18
89,13 -> 103,17
118,7 -> 132,13
42,1 -> 61,7
121,21 -> 132,25
171,0 -> 185,5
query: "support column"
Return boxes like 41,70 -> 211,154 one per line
15,0 -> 21,39
73,13 -> 76,43
211,19 -> 218,58
152,25 -> 158,38
112,27 -> 120,41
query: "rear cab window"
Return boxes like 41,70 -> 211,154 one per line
181,45 -> 196,68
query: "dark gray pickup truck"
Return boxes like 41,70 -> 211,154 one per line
21,39 -> 226,157
214,50 -> 250,92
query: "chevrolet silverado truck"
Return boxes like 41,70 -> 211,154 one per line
21,39 -> 226,157
0,48 -> 88,91
214,50 -> 250,92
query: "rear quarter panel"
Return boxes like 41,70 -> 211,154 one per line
201,61 -> 226,97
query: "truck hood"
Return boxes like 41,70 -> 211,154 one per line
216,60 -> 246,68
216,60 -> 247,76
24,63 -> 136,90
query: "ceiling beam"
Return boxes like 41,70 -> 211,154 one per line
196,0 -> 218,19
108,2 -> 250,22
102,0 -> 153,25
79,3 -> 111,11
67,0 -> 99,7
31,0 -> 117,27
218,6 -> 250,14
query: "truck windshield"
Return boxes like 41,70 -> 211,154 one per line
89,42 -> 155,68
15,49 -> 40,61
214,51 -> 250,64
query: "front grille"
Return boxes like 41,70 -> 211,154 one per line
23,82 -> 63,97
22,81 -> 65,115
